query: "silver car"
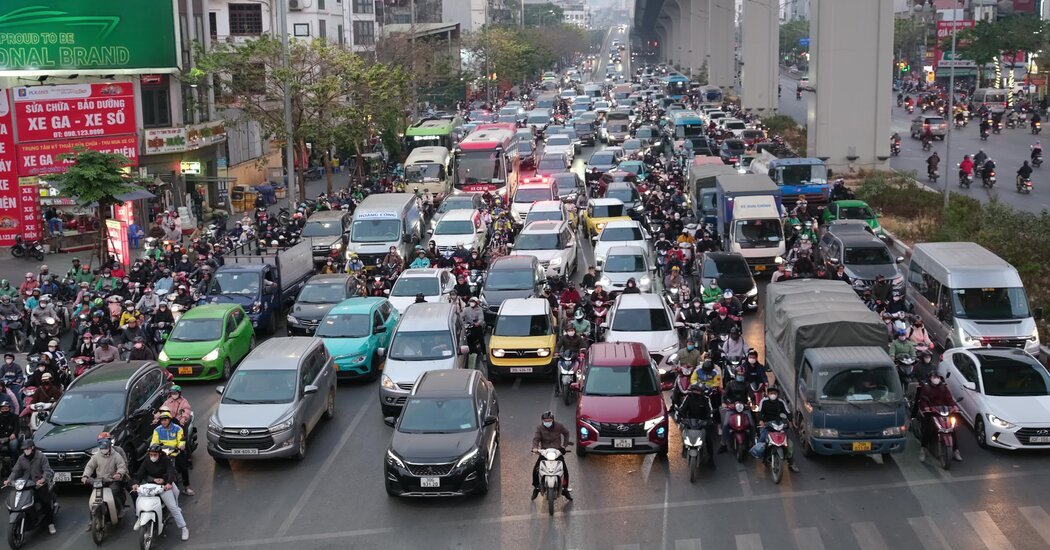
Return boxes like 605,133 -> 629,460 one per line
599,245 -> 655,294
207,337 -> 337,461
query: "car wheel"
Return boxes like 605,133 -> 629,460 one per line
975,416 -> 989,449
323,389 -> 336,421
368,352 -> 382,381
221,359 -> 232,381
292,429 -> 307,461
577,444 -> 587,458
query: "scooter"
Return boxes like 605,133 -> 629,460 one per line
134,483 -> 172,550
8,237 -> 44,261
761,416 -> 791,484
928,167 -> 939,183
959,172 -> 973,188
919,405 -> 959,471
26,400 -> 54,434
748,381 -> 767,410
5,478 -> 57,549
724,401 -> 754,463
1034,153 -> 1044,168
534,447 -> 571,516
85,478 -> 121,545
1033,120 -> 1042,135
982,170 -> 996,188
555,351 -> 581,406
890,142 -> 901,156
3,315 -> 26,353
1017,176 -> 1033,194
679,417 -> 712,483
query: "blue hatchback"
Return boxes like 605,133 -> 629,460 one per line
317,297 -> 399,379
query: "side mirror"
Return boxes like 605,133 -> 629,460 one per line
215,386 -> 225,395
668,352 -> 680,364
963,381 -> 976,392
377,347 -> 386,357
896,257 -> 905,263
483,415 -> 498,426
383,416 -> 397,428
1035,307 -> 1044,321
569,382 -> 581,392
459,345 -> 470,355
425,229 -> 433,236
303,384 -> 319,395
660,380 -> 674,392
263,285 -> 275,296
373,324 -> 387,335
600,322 -> 609,329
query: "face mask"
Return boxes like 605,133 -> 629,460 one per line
719,314 -> 727,319
134,343 -> 144,349
735,375 -> 745,382
748,357 -> 756,364
23,449 -> 32,456
149,455 -> 159,463
567,331 -> 575,337
768,394 -> 779,400
686,345 -> 695,351
542,421 -> 553,428
3,359 -> 10,364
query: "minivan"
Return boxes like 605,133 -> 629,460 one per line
208,337 -> 337,461
345,193 -> 422,269
973,88 -> 1008,114
303,210 -> 350,264
906,242 -> 1042,354
378,302 -> 469,416
479,256 -> 546,325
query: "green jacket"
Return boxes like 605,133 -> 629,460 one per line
72,271 -> 95,285
95,276 -> 117,291
888,339 -> 915,359
701,285 -> 722,303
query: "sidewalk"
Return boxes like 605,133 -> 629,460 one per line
0,169 -> 354,284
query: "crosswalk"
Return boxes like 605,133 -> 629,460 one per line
567,504 -> 1050,550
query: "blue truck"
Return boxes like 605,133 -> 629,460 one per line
748,151 -> 829,205
201,241 -> 314,334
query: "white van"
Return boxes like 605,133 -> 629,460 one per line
403,146 -> 451,200
345,194 -> 422,269
973,88 -> 1008,114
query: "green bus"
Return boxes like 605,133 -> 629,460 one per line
404,116 -> 463,153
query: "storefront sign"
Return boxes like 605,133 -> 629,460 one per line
0,1 -> 179,76
0,90 -> 22,245
17,134 -> 138,177
144,121 -> 227,156
187,121 -> 226,149
180,161 -> 201,175
934,21 -> 976,70
19,177 -> 40,241
105,219 -> 129,267
12,82 -> 136,142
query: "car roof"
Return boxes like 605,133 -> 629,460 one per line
329,296 -> 387,314
438,209 -> 478,221
826,220 -> 876,235
498,297 -> 549,316
831,199 -> 871,208
180,304 -> 239,319
529,200 -> 565,212
240,337 -> 320,370
604,219 -> 642,229
590,198 -> 625,206
489,255 -> 536,269
73,361 -> 159,391
615,293 -> 664,309
835,230 -> 886,246
413,369 -> 478,397
705,251 -> 749,264
307,210 -> 346,221
520,220 -> 566,234
607,245 -> 648,257
395,302 -> 455,331
518,182 -> 552,190
397,268 -> 444,279
588,342 -> 651,367
305,274 -> 352,285
969,347 -> 1042,366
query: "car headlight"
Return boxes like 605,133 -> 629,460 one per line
596,223 -> 606,231
960,330 -> 979,346
287,315 -> 299,324
852,279 -> 868,290
643,414 -> 666,432
352,355 -> 367,363
454,447 -> 480,469
381,375 -> 397,390
251,301 -> 262,314
599,276 -> 612,288
491,348 -> 506,358
812,428 -> 838,438
1031,326 -> 1040,342
158,350 -> 169,362
269,419 -> 294,433
386,449 -> 406,469
549,257 -> 563,267
746,286 -> 758,297
634,203 -> 643,211
330,242 -> 343,251
892,276 -> 904,286
987,414 -> 1014,429
639,276 -> 651,287
882,425 -> 905,437
207,418 -> 222,434
536,348 -> 550,357
202,349 -> 220,362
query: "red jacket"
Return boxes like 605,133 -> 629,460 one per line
919,383 -> 955,408
959,158 -> 974,175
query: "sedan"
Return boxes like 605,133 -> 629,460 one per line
593,220 -> 652,271
622,139 -> 646,158
719,139 -> 746,165
544,134 -> 575,161
698,252 -> 759,311
603,293 -> 679,364
159,304 -> 255,381
586,149 -> 621,174
387,269 -> 454,314
287,274 -> 362,336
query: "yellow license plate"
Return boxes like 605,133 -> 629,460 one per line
177,367 -> 194,375
754,265 -> 766,272
852,441 -> 872,452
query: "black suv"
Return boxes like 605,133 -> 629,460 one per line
383,370 -> 499,497
34,361 -> 175,483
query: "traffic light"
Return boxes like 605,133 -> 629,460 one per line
898,61 -> 910,72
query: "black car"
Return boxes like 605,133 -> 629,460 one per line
683,136 -> 716,157
699,252 -> 759,311
34,361 -> 176,483
384,369 -> 499,497
573,122 -> 595,146
287,274 -> 361,336
634,125 -> 664,151
720,139 -> 747,165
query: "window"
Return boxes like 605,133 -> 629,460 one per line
209,12 -> 217,38
952,353 -> 980,389
318,19 -> 326,39
353,20 -> 374,46
378,301 -> 393,321
353,0 -> 374,13
228,4 -> 263,35
294,23 -> 311,37
372,310 -> 383,332
139,370 -> 164,402
338,24 -> 344,45
318,0 -> 326,9
141,77 -> 171,128
232,309 -> 245,327
225,315 -> 237,337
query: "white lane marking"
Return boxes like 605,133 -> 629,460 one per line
675,538 -> 702,550
907,517 -> 951,550
735,533 -> 762,550
850,522 -> 890,550
964,511 -> 1015,550
792,527 -> 825,550
1019,506 -> 1050,547
641,453 -> 655,484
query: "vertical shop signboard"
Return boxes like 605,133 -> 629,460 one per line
0,89 -> 18,246
105,219 -> 129,267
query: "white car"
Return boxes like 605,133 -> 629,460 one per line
593,220 -> 652,271
543,134 -> 575,162
593,101 -> 612,115
425,209 -> 486,254
940,347 -> 1050,451
719,118 -> 748,137
386,269 -> 454,314
510,183 -> 556,226
511,220 -> 578,279
603,293 -> 679,363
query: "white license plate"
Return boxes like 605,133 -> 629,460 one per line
510,367 -> 533,374
420,477 -> 440,488
53,472 -> 71,482
613,438 -> 633,448
230,448 -> 259,455
1030,436 -> 1050,443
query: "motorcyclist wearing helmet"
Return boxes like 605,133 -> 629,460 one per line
917,373 -> 962,463
755,387 -> 799,472
131,443 -> 189,540
0,400 -> 20,458
136,286 -> 161,312
0,280 -> 17,301
719,366 -> 755,453
81,432 -> 128,512
530,411 -> 572,501
158,386 -> 192,427
151,410 -> 192,495
723,326 -> 748,360
701,279 -> 722,304
94,337 -> 120,364
94,269 -> 117,292
87,309 -> 112,338
569,310 -> 592,340
717,289 -> 743,319
127,336 -> 156,361
409,249 -> 431,269
557,324 -> 586,356
708,306 -> 736,338
907,318 -> 934,350
676,383 -> 716,455
744,349 -> 767,386
29,295 -> 58,330
0,296 -> 21,336
690,359 -> 723,393
888,328 -> 916,360
72,332 -> 96,357
18,272 -> 39,298
3,439 -> 56,535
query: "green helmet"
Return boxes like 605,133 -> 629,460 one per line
93,297 -> 104,307
0,279 -> 7,288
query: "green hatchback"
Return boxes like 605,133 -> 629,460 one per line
159,304 -> 256,381
317,297 -> 399,379
821,199 -> 884,237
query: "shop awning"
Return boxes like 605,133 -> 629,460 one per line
114,187 -> 155,202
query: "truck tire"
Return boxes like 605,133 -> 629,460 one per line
264,311 -> 276,334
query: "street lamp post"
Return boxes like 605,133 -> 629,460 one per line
942,6 -> 960,210
278,0 -> 296,208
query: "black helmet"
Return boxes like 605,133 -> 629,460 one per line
541,410 -> 554,421
148,444 -> 164,454
729,326 -> 741,336
688,383 -> 704,394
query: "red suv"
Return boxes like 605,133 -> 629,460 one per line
574,342 -> 670,457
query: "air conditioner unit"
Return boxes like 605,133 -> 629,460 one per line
288,0 -> 304,11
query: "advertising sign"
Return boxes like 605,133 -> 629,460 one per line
144,121 -> 227,156
0,90 -> 22,246
12,82 -> 136,142
934,20 -> 976,69
105,219 -> 129,267
17,134 -> 138,177
0,1 -> 180,76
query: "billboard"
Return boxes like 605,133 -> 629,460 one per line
934,20 -> 976,69
0,1 -> 180,76
12,82 -> 136,142
17,135 -> 138,177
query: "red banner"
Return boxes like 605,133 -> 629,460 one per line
17,135 -> 139,177
0,91 -> 21,246
19,178 -> 40,242
105,219 -> 130,268
12,83 -> 136,143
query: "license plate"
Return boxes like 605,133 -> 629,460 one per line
852,441 -> 872,452
53,472 -> 71,482
177,367 -> 194,375
510,367 -> 533,374
754,265 -> 766,272
420,477 -> 440,488
230,448 -> 259,455
613,438 -> 633,448
1030,436 -> 1050,443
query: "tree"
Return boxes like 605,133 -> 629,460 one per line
948,15 -> 1048,87
894,17 -> 926,65
50,149 -> 136,263
779,20 -> 808,58
524,3 -> 563,27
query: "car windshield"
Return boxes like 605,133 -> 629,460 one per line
516,142 -> 534,155
743,130 -> 764,140
601,227 -> 643,241
515,233 -> 560,250
494,314 -> 551,337
819,367 -> 902,402
839,206 -> 876,220
725,121 -> 746,130
623,140 -> 642,149
316,313 -> 371,338
537,158 -> 565,172
733,220 -> 782,244
528,115 -> 549,125
608,123 -> 629,133
390,277 -> 440,297
723,140 -> 745,152
844,246 -> 893,266
553,175 -> 577,193
951,287 -> 1031,320
437,198 -> 474,214
574,123 -> 591,132
434,220 -> 474,235
388,330 -> 455,361
605,254 -> 645,273
405,163 -> 444,182
607,185 -> 638,203
704,257 -> 752,278
455,151 -> 504,185
301,220 -> 343,238
169,318 -> 222,342
297,283 -> 347,304
515,187 -> 553,203
398,397 -> 477,433
636,128 -> 654,139
222,370 -> 296,405
611,306 -> 672,331
48,391 -> 125,425
590,153 -> 615,165
583,366 -> 660,396
525,211 -> 563,225
978,355 -> 1050,396
485,269 -> 534,291
351,218 -> 401,243
547,136 -> 571,146
209,272 -> 259,295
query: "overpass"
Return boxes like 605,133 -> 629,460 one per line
633,0 -> 895,172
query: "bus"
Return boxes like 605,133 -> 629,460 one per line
672,111 -> 705,139
697,85 -> 724,109
404,146 -> 452,200
452,123 -> 520,197
404,116 -> 463,153
664,74 -> 690,100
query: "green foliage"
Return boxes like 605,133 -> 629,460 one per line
760,114 -> 800,135
894,18 -> 926,62
51,149 -> 135,208
950,15 -> 1048,85
779,20 -> 808,57
466,25 -> 587,88
524,3 -> 564,27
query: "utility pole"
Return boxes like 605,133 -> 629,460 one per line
410,0 -> 418,120
278,0 -> 297,207
943,5 -> 960,210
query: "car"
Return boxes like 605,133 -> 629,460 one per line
616,160 -> 649,181
208,337 -> 337,461
573,121 -> 596,146
429,193 -> 483,233
524,199 -> 576,230
939,347 -> 1050,450
317,297 -> 399,379
598,245 -> 655,294
543,134 -> 575,161
741,128 -> 766,147
818,229 -> 905,293
575,342 -> 670,457
287,274 -> 362,336
387,269 -> 455,314
512,220 -> 578,279
603,119 -> 631,144
821,200 -> 885,237
548,126 -> 581,153
159,304 -> 256,381
719,139 -> 747,165
383,369 -> 499,497
426,209 -> 487,254
516,139 -> 538,171
511,180 -> 557,226
535,152 -> 571,177
910,115 -> 948,139
549,171 -> 585,202
586,149 -> 622,174
583,198 -> 632,239
479,255 -> 546,324
35,361 -> 175,482
302,211 -> 350,263
634,125 -> 664,150
720,118 -> 748,137
593,100 -> 612,115
603,293 -> 679,363
526,109 -> 552,134
798,76 -> 812,90
593,219 -> 652,271
603,177 -> 643,217
681,136 -> 716,157
621,138 -> 646,158
487,298 -> 559,379
698,252 -> 759,310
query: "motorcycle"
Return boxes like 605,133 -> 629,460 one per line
555,351 -> 582,405
748,381 -> 767,410
8,236 -> 44,261
959,172 -> 973,189
982,170 -> 996,188
29,318 -> 60,354
917,405 -> 959,471
134,483 -> 172,550
25,399 -> 53,434
534,447 -> 571,516
890,142 -> 901,156
1017,176 -> 1033,194
906,104 -> 915,114
928,167 -> 939,183
85,478 -> 121,545
761,416 -> 791,484
1034,153 -> 1043,168
679,417 -> 713,483
5,478 -> 57,549
980,128 -> 989,141
3,315 -> 26,353
724,401 -> 754,463
921,138 -> 932,152
1033,120 -> 1042,135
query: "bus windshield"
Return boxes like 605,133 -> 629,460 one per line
405,163 -> 444,183
675,123 -> 704,139
455,151 -> 505,188
777,164 -> 828,186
